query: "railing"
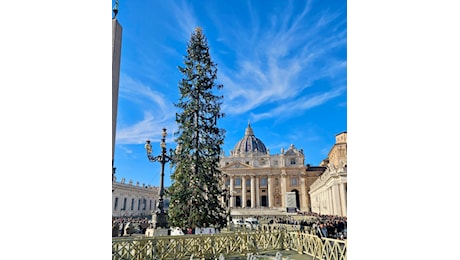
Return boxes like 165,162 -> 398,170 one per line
286,232 -> 347,260
112,227 -> 347,260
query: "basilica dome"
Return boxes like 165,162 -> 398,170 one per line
232,123 -> 267,154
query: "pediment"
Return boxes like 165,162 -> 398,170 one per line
221,161 -> 253,170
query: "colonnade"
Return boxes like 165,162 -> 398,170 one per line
310,179 -> 347,216
225,173 -> 308,211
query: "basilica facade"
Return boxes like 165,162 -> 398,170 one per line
219,123 -> 324,213
112,178 -> 159,217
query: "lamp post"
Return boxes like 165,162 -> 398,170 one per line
145,128 -> 173,229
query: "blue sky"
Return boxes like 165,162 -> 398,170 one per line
4,2 -> 460,257
113,0 -> 347,187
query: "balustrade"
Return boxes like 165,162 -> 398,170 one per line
112,226 -> 347,260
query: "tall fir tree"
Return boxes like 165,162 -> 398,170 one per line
167,27 -> 228,229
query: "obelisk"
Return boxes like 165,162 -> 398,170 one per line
112,1 -> 122,182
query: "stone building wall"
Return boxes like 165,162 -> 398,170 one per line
112,178 -> 159,217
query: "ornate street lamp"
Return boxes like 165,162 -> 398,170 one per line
145,128 -> 174,229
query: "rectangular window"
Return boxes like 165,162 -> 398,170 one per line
131,198 -> 134,210
235,178 -> 241,187
122,198 -> 127,210
149,200 -> 152,210
260,178 -> 267,187
246,179 -> 251,187
290,158 -> 296,165
291,177 -> 298,187
143,199 -> 146,210
138,199 -> 141,210
274,160 -> 278,166
226,178 -> 230,187
114,197 -> 118,210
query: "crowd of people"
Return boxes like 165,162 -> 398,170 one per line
112,213 -> 347,240
235,213 -> 347,240
282,214 -> 347,240
112,217 -> 151,237
311,215 -> 347,240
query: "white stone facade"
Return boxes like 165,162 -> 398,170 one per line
309,132 -> 347,217
112,178 -> 159,217
219,123 -> 315,212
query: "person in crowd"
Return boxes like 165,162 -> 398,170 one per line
326,222 -> 336,238
119,220 -> 125,237
112,219 -> 119,237
316,223 -> 326,238
320,223 -> 328,238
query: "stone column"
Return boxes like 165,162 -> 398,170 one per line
314,194 -> 319,213
300,175 -> 307,211
281,171 -> 287,208
328,188 -> 333,215
339,182 -> 347,217
332,184 -> 341,216
221,181 -> 226,205
229,176 -> 235,208
268,176 -> 273,208
324,190 -> 328,215
251,175 -> 256,208
255,177 -> 260,207
323,191 -> 326,215
324,189 -> 329,215
320,191 -> 324,215
322,190 -> 327,215
242,176 -> 247,208
317,192 -> 321,214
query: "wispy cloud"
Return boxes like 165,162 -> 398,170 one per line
215,2 -> 346,119
169,0 -> 199,40
120,145 -> 133,154
250,86 -> 346,122
119,74 -> 172,114
116,74 -> 176,144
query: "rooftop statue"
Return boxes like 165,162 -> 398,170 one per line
112,0 -> 119,19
